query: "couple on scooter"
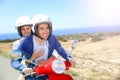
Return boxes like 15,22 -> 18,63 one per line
11,14 -> 76,80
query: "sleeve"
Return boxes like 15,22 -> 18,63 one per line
52,49 -> 59,58
52,35 -> 72,61
11,40 -> 27,71
12,40 -> 20,50
17,37 -> 33,59
10,35 -> 33,71
11,39 -> 29,71
10,58 -> 26,71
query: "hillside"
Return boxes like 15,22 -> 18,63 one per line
60,34 -> 120,80
0,33 -> 120,80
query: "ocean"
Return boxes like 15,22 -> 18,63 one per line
0,27 -> 120,40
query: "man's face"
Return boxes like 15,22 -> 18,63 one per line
37,23 -> 50,40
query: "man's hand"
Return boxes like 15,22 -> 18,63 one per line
22,68 -> 33,75
69,59 -> 76,67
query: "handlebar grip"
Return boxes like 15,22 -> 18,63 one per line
64,61 -> 71,70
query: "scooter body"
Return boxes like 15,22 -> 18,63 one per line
33,57 -> 71,75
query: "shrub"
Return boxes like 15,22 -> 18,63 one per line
56,36 -> 67,42
91,36 -> 103,42
0,39 -> 17,43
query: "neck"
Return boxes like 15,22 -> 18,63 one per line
34,35 -> 45,45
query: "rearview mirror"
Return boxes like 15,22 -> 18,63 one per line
69,40 -> 78,54
72,40 -> 78,49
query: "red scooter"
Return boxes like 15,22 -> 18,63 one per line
33,57 -> 71,74
11,40 -> 78,80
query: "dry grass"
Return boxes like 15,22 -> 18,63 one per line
0,42 -> 12,56
61,35 -> 120,80
0,34 -> 120,80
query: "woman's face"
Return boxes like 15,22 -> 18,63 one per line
37,23 -> 50,40
21,25 -> 32,37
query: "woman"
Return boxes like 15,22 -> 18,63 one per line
13,16 -> 33,50
11,16 -> 46,80
11,14 -> 75,80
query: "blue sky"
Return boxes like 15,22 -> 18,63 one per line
0,0 -> 120,34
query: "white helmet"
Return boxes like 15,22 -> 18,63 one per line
15,16 -> 32,28
32,14 -> 52,38
15,16 -> 33,37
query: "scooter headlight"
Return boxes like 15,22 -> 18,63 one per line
52,59 -> 65,74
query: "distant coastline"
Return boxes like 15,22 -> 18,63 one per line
0,27 -> 120,40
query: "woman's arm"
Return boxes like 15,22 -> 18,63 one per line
36,55 -> 55,66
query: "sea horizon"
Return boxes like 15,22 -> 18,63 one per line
0,27 -> 120,40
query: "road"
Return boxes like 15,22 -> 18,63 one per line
0,56 -> 80,80
0,56 -> 19,80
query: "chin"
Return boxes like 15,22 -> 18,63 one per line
42,37 -> 47,40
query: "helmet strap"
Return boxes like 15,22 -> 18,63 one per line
35,28 -> 44,40
17,27 -> 23,37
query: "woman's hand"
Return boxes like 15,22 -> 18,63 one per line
30,49 -> 44,61
36,60 -> 47,66
36,55 -> 55,66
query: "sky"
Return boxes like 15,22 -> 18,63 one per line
0,0 -> 120,34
